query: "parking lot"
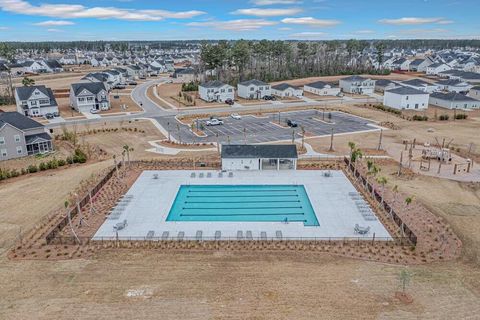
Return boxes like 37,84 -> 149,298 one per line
155,110 -> 380,144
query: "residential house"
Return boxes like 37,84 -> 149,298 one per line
237,79 -> 271,99
0,112 -> 53,160
271,83 -> 303,98
429,92 -> 479,110
70,82 -> 110,113
59,55 -> 77,65
14,85 -> 58,117
221,144 -> 297,171
391,58 -> 410,71
198,80 -> 235,102
468,86 -> 480,99
435,79 -> 472,93
6,63 -> 24,77
383,86 -> 429,111
22,60 -> 46,74
374,79 -> 398,93
339,76 -> 375,95
303,81 -> 340,96
409,58 -> 433,72
426,63 -> 451,75
42,60 -> 63,73
401,79 -> 438,93
172,68 -> 196,83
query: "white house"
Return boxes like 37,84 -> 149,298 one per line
401,79 -> 438,93
14,85 -> 59,117
391,58 -> 410,71
271,83 -> 303,98
426,63 -> 451,75
339,76 -> 375,95
409,58 -> 433,72
172,68 -> 196,83
429,92 -> 479,110
383,86 -> 429,111
237,79 -> 271,99
198,80 -> 235,102
303,81 -> 340,96
435,79 -> 472,93
468,86 -> 480,99
70,82 -> 110,113
21,61 -> 47,74
374,79 -> 398,93
221,144 -> 298,171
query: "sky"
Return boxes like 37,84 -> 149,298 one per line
0,0 -> 479,41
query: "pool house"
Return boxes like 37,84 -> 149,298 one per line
221,144 -> 298,171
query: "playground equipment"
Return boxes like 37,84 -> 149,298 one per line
422,148 -> 452,162
453,160 -> 472,175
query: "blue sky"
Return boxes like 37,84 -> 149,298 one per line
0,0 -> 478,41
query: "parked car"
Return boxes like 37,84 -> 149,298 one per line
100,105 -> 110,111
263,95 -> 276,101
90,109 -> 99,114
44,113 -> 54,119
139,76 -> 146,80
53,111 -> 60,117
206,119 -> 224,126
114,84 -> 126,90
150,74 -> 158,77
230,113 -> 241,120
286,119 -> 298,127
225,98 -> 234,106
127,81 -> 137,86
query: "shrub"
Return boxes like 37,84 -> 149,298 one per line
39,162 -> 47,171
439,114 -> 449,121
27,164 -> 38,173
47,158 -> 58,169
455,113 -> 468,120
57,159 -> 67,167
66,156 -> 74,164
72,148 -> 87,164
412,115 -> 428,121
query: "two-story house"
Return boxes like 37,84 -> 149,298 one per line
198,80 -> 235,102
339,76 -> 375,95
237,79 -> 271,99
70,82 -> 110,113
0,112 -> 53,161
14,85 -> 59,117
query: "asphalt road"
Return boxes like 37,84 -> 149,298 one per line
46,78 -> 383,142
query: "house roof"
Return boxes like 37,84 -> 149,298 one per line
409,59 -> 425,67
428,62 -> 445,68
471,86 -> 480,91
221,144 -> 298,159
238,79 -> 268,87
375,79 -> 396,87
401,79 -> 433,87
271,83 -> 298,91
435,79 -> 469,86
44,59 -> 62,69
0,112 -> 44,131
200,80 -> 229,89
71,82 -> 107,96
0,63 -> 9,72
15,85 -> 58,106
430,92 -> 479,102
341,75 -> 370,82
25,132 -> 52,144
305,81 -> 332,89
386,86 -> 428,95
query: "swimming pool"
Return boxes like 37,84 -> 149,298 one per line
166,185 -> 319,226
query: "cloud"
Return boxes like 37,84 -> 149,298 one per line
34,20 -> 75,26
397,28 -> 450,36
231,8 -> 302,17
47,28 -> 63,32
250,0 -> 301,5
281,16 -> 340,27
188,19 -> 277,31
0,0 -> 206,21
353,29 -> 375,34
379,17 -> 453,25
0,26 -> 9,30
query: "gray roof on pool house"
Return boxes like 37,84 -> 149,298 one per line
221,144 -> 298,159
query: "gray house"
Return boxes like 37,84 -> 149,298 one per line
14,85 -> 59,117
70,82 -> 110,113
0,112 -> 53,161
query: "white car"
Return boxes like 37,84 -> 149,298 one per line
206,119 -> 224,126
90,109 -> 99,114
230,113 -> 242,120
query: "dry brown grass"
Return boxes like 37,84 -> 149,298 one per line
107,93 -> 142,114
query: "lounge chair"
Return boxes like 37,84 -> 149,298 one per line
146,230 -> 155,239
276,230 -> 283,240
246,231 -> 253,240
177,231 -> 185,240
237,230 -> 244,240
161,231 -> 169,240
207,172 -> 212,178
218,172 -> 223,178
199,172 -> 204,178
196,230 -> 203,240
190,172 -> 196,178
354,224 -> 371,235
113,219 -> 127,231
228,172 -> 233,178
215,230 -> 221,240
260,231 -> 267,240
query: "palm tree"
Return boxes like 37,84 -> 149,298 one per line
123,145 -> 134,167
389,185 -> 399,218
22,76 -> 35,87
377,176 -> 388,206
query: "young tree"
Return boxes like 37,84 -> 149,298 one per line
399,269 -> 411,293
377,176 -> 388,205
22,77 -> 35,87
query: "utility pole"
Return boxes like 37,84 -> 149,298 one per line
243,127 -> 247,145
377,129 -> 383,151
398,151 -> 403,176
329,128 -> 334,152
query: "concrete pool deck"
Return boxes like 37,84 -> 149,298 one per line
93,170 -> 392,241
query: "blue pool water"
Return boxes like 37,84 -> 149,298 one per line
166,185 -> 319,226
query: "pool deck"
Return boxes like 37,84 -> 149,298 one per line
93,170 -> 392,241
